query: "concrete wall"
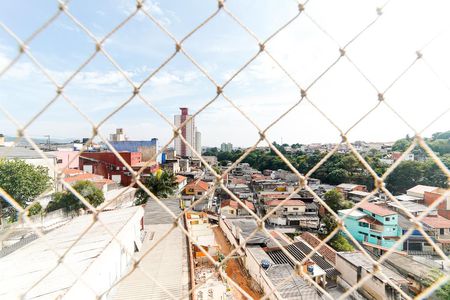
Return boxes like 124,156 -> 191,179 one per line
335,254 -> 392,300
54,150 -> 80,170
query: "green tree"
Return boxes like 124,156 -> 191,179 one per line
135,170 -> 177,205
392,138 -> 412,152
321,214 -> 337,235
421,269 -> 450,300
385,160 -> 424,194
0,159 -> 51,220
28,202 -> 42,216
324,189 -> 353,213
330,234 -> 354,251
46,181 -> 104,213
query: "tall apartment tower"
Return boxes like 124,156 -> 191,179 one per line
195,130 -> 202,156
174,108 -> 201,157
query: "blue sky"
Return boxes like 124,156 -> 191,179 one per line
0,0 -> 449,147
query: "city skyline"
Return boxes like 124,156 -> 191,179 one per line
1,0 -> 449,147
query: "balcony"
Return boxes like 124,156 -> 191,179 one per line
369,224 -> 384,232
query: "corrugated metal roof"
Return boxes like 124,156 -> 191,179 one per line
0,207 -> 143,299
112,224 -> 189,300
0,147 -> 56,159
266,264 -> 322,300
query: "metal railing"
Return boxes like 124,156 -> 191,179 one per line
0,0 -> 449,299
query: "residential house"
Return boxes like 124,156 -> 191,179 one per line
175,175 -> 187,193
339,202 -> 401,251
184,180 -> 210,198
347,190 -> 379,203
228,183 -> 253,200
406,185 -> 438,201
202,155 -> 218,166
220,200 -> 255,217
265,200 -> 319,228
62,169 -> 116,193
391,151 -> 414,162
336,251 -> 408,300
424,188 -> 450,219
182,180 -> 211,211
271,169 -> 299,183
79,151 -> 158,186
336,183 -> 367,199
421,215 -> 450,253
53,149 -> 80,170
162,158 -> 180,173
397,215 -> 437,253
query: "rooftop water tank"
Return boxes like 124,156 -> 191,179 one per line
261,259 -> 270,270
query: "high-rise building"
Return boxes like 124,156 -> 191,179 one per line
195,130 -> 202,156
221,142 -> 233,152
174,108 -> 201,157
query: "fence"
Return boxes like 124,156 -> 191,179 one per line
0,0 -> 449,299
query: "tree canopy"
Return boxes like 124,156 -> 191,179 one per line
324,189 -> 353,213
386,157 -> 449,194
135,169 -> 177,205
330,234 -> 354,251
46,180 -> 104,213
0,159 -> 52,220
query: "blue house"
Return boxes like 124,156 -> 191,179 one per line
338,202 -> 401,250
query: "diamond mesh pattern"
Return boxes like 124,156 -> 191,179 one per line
0,0 -> 449,299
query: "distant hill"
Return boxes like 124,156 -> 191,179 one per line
4,135 -> 74,145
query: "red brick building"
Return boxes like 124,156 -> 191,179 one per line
79,152 -> 158,186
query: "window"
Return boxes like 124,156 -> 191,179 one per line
440,228 -> 445,235
292,208 -> 299,210
57,159 -> 63,164
386,217 -> 390,221
359,222 -> 369,228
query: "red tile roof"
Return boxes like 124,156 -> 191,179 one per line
176,175 -> 187,184
245,200 -> 255,211
300,232 -> 336,264
231,178 -> 247,184
359,202 -> 396,217
63,173 -> 101,183
185,180 -> 209,191
265,200 -> 305,206
422,216 -> 450,229
63,168 -> 83,175
221,199 -> 255,211
221,200 -> 239,209
93,178 -> 115,189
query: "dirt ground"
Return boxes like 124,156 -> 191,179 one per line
213,226 -> 263,300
